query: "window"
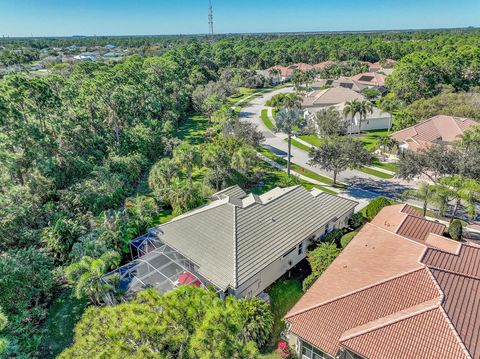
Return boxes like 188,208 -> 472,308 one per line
301,341 -> 332,359
298,242 -> 303,255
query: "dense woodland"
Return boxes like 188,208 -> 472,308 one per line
1,29 -> 480,358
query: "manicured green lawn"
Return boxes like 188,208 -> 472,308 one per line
261,109 -> 275,130
301,130 -> 392,154
357,129 -> 390,151
152,209 -> 175,226
177,114 -> 209,145
285,138 -> 311,152
299,135 -> 323,147
256,147 -> 339,190
340,229 -> 360,248
259,353 -> 281,359
252,161 -> 337,195
373,159 -> 399,173
266,280 -> 303,351
227,87 -> 261,105
358,166 -> 394,179
39,290 -> 88,358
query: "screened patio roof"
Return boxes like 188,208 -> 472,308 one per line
102,238 -> 218,298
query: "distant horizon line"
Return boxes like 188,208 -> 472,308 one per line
1,25 -> 477,40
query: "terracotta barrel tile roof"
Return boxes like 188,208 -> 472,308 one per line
286,204 -> 480,359
396,215 -> 446,242
391,115 -> 478,151
341,308 -> 470,359
431,269 -> 480,358
288,269 -> 441,357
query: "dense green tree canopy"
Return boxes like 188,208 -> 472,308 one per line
59,286 -> 272,359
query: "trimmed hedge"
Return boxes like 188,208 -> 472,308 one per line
448,220 -> 463,241
362,197 -> 394,221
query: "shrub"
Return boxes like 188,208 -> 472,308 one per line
448,220 -> 463,241
340,230 -> 359,248
322,229 -> 343,245
303,242 -> 340,291
348,212 -> 364,229
363,197 -> 393,221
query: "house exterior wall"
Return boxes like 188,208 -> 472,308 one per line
234,209 -> 354,298
347,116 -> 390,132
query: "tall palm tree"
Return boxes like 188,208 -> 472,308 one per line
65,251 -> 121,305
378,95 -> 401,132
343,99 -> 360,135
284,93 -> 302,110
173,143 -> 202,188
275,108 -> 306,176
402,182 -> 439,217
269,68 -> 280,84
357,100 -> 374,134
437,176 -> 480,224
148,158 -> 180,196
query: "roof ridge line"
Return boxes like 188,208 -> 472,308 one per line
393,209 -> 410,234
424,267 -> 471,358
368,221 -> 428,249
339,299 -> 441,342
286,267 -> 425,319
162,198 -> 231,224
437,302 -> 473,359
233,205 -> 238,290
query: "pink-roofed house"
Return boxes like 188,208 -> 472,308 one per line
390,115 -> 478,152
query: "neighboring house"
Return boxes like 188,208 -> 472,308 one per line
333,102 -> 391,133
332,73 -> 387,96
303,92 -> 390,134
290,63 -> 314,72
73,53 -> 97,62
268,65 -> 294,83
285,203 -> 480,359
103,51 -> 121,58
303,87 -> 365,110
103,185 -> 357,300
267,63 -> 315,83
391,115 -> 478,152
368,59 -> 396,73
105,44 -> 117,49
332,76 -> 366,92
350,72 -> 385,87
313,61 -> 333,71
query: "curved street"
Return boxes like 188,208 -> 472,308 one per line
239,86 -> 416,203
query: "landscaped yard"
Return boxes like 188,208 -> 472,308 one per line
261,109 -> 275,130
299,135 -> 323,147
228,87 -> 263,105
358,166 -> 394,179
252,160 -> 337,195
301,130 -> 391,152
357,129 -> 390,151
256,147 -> 340,193
373,159 -> 399,173
264,279 -> 303,352
39,290 -> 88,358
285,137 -> 311,152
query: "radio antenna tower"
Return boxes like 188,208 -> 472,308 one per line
208,0 -> 214,38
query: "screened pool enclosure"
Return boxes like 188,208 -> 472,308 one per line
101,228 -> 219,300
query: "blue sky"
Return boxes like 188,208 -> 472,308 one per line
1,0 -> 479,37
